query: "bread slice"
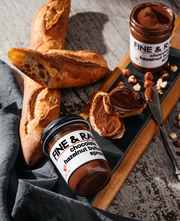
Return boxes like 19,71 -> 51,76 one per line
8,48 -> 109,89
103,86 -> 147,118
89,92 -> 125,139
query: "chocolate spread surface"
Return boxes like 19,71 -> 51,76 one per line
105,86 -> 146,112
136,5 -> 171,28
92,94 -> 124,138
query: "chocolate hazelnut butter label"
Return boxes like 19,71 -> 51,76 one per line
49,130 -> 106,183
130,33 -> 172,68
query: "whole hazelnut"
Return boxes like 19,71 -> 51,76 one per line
122,69 -> 131,78
117,81 -> 125,87
176,121 -> 180,128
144,72 -> 154,81
164,62 -> 170,67
144,80 -> 155,88
176,152 -> 180,156
173,140 -> 180,147
162,72 -> 170,79
145,86 -> 153,102
177,114 -> 180,121
128,75 -> 137,84
160,70 -> 170,79
161,70 -> 167,75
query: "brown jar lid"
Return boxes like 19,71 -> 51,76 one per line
41,114 -> 90,155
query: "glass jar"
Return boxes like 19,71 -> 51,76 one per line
130,2 -> 175,73
41,114 -> 111,196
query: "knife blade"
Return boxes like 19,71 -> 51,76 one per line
147,86 -> 180,180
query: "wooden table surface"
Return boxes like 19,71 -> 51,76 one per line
1,0 -> 180,221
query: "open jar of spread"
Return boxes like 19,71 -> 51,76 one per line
41,114 -> 111,196
130,2 -> 175,73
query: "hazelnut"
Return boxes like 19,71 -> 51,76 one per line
157,78 -> 163,85
169,64 -> 178,72
133,83 -> 141,91
117,81 -> 125,87
154,78 -> 167,90
162,72 -> 170,79
160,81 -> 167,88
122,69 -> 131,78
144,72 -> 154,81
145,86 -> 153,102
161,70 -> 167,75
154,84 -> 161,90
173,140 -> 180,147
144,80 -> 155,88
169,133 -> 177,140
176,121 -> 180,128
160,70 -> 170,79
164,62 -> 170,67
128,75 -> 137,84
157,89 -> 164,94
176,152 -> 180,156
177,114 -> 180,121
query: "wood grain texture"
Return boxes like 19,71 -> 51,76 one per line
1,0 -> 180,220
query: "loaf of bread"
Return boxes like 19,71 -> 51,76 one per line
8,0 -> 109,167
9,0 -> 71,168
89,91 -> 125,139
8,48 -> 109,89
103,86 -> 147,118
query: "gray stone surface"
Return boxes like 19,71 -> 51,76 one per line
1,0 -> 180,220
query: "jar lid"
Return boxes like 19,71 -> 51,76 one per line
41,114 -> 90,155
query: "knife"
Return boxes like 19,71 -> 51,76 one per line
146,86 -> 180,180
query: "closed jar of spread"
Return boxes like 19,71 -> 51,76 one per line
130,2 -> 175,73
41,114 -> 111,196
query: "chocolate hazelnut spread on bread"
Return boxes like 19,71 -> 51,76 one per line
103,86 -> 146,117
89,92 -> 125,139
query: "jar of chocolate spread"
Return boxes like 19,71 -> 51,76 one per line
130,2 -> 175,73
41,114 -> 111,196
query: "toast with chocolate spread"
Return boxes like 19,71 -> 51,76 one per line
89,92 -> 125,139
103,86 -> 147,118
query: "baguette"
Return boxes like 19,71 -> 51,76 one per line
30,0 -> 70,52
103,86 -> 147,118
19,77 -> 61,167
8,48 -> 108,88
89,92 -> 125,139
12,0 -> 70,168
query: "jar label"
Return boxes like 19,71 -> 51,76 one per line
49,130 -> 107,183
130,33 -> 171,68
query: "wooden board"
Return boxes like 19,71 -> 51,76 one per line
79,16 -> 180,210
